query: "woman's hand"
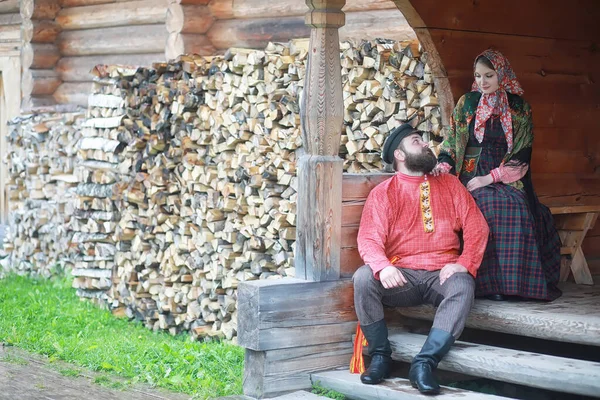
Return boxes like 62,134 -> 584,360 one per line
466,174 -> 493,192
431,162 -> 452,177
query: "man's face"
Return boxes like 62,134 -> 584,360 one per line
396,133 -> 437,174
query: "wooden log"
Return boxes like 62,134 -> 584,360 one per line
58,24 -> 168,56
22,19 -> 62,43
57,53 -> 164,82
0,12 -> 21,25
207,16 -> 310,50
31,44 -> 61,69
209,0 -> 396,19
339,10 -> 416,43
166,4 -> 213,34
56,0 -> 167,30
32,0 -> 61,20
59,0 -> 119,6
171,0 -> 211,4
207,10 -> 415,50
165,33 -> 215,60
0,0 -> 19,13
53,81 -> 92,106
0,24 -> 20,41
31,70 -> 62,95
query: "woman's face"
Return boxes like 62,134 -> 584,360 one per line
474,62 -> 499,94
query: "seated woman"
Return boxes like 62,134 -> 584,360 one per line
434,49 -> 562,301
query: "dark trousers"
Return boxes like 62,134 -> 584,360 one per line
353,265 -> 475,338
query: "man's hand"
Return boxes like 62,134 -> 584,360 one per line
379,266 -> 407,289
439,263 -> 468,285
466,174 -> 493,192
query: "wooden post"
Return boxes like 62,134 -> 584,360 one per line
295,0 -> 345,282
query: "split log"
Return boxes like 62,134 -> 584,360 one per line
58,24 -> 168,56
56,0 -> 167,30
166,4 -> 213,34
57,53 -> 164,82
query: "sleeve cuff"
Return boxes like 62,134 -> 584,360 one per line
456,258 -> 478,278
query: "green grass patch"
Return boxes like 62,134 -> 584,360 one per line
0,353 -> 29,365
0,274 -> 244,399
312,382 -> 346,400
58,368 -> 81,378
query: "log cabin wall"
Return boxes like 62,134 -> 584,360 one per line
393,0 -> 600,276
53,0 -> 168,106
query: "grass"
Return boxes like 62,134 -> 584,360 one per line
0,274 -> 244,399
312,382 -> 346,400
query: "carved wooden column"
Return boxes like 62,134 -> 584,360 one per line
295,0 -> 346,282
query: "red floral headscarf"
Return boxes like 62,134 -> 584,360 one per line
471,49 -> 524,152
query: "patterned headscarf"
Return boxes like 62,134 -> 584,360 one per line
471,49 -> 524,152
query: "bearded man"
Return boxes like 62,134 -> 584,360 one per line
353,124 -> 489,394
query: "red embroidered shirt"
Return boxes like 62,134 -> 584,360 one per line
357,172 -> 489,278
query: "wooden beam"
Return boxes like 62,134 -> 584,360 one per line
295,0 -> 346,282
237,278 -> 356,351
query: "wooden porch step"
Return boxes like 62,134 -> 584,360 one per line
388,282 -> 600,347
380,331 -> 600,398
311,370 -> 511,399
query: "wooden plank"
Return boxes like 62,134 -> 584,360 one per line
341,200 -> 365,227
407,0 -> 599,41
340,247 -> 362,278
244,342 -> 353,399
341,225 -> 358,249
56,0 -> 167,30
424,29 -> 600,78
381,331 -> 600,398
312,370 -> 511,399
237,278 -> 356,351
388,282 -> 600,347
338,9 -> 416,43
342,173 -> 392,201
550,205 -> 600,215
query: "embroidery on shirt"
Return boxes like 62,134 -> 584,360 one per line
420,180 -> 434,233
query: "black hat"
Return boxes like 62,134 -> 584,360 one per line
381,124 -> 421,164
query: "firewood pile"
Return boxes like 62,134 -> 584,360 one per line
1,109 -> 84,277
2,38 -> 441,341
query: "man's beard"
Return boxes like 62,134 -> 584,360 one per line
404,148 -> 438,174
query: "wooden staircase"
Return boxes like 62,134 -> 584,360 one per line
311,283 -> 600,399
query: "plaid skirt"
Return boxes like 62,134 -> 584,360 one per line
471,184 -> 562,301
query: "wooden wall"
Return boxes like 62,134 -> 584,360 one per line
53,0 -> 167,106
169,0 -> 416,55
394,0 -> 600,275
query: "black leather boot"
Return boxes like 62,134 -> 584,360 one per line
408,328 -> 455,394
360,319 -> 392,385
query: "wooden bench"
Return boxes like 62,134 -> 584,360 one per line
341,174 -> 600,285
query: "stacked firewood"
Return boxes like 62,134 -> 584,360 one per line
1,109 -> 84,277
62,38 -> 441,341
69,73 -> 130,303
340,39 -> 442,172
